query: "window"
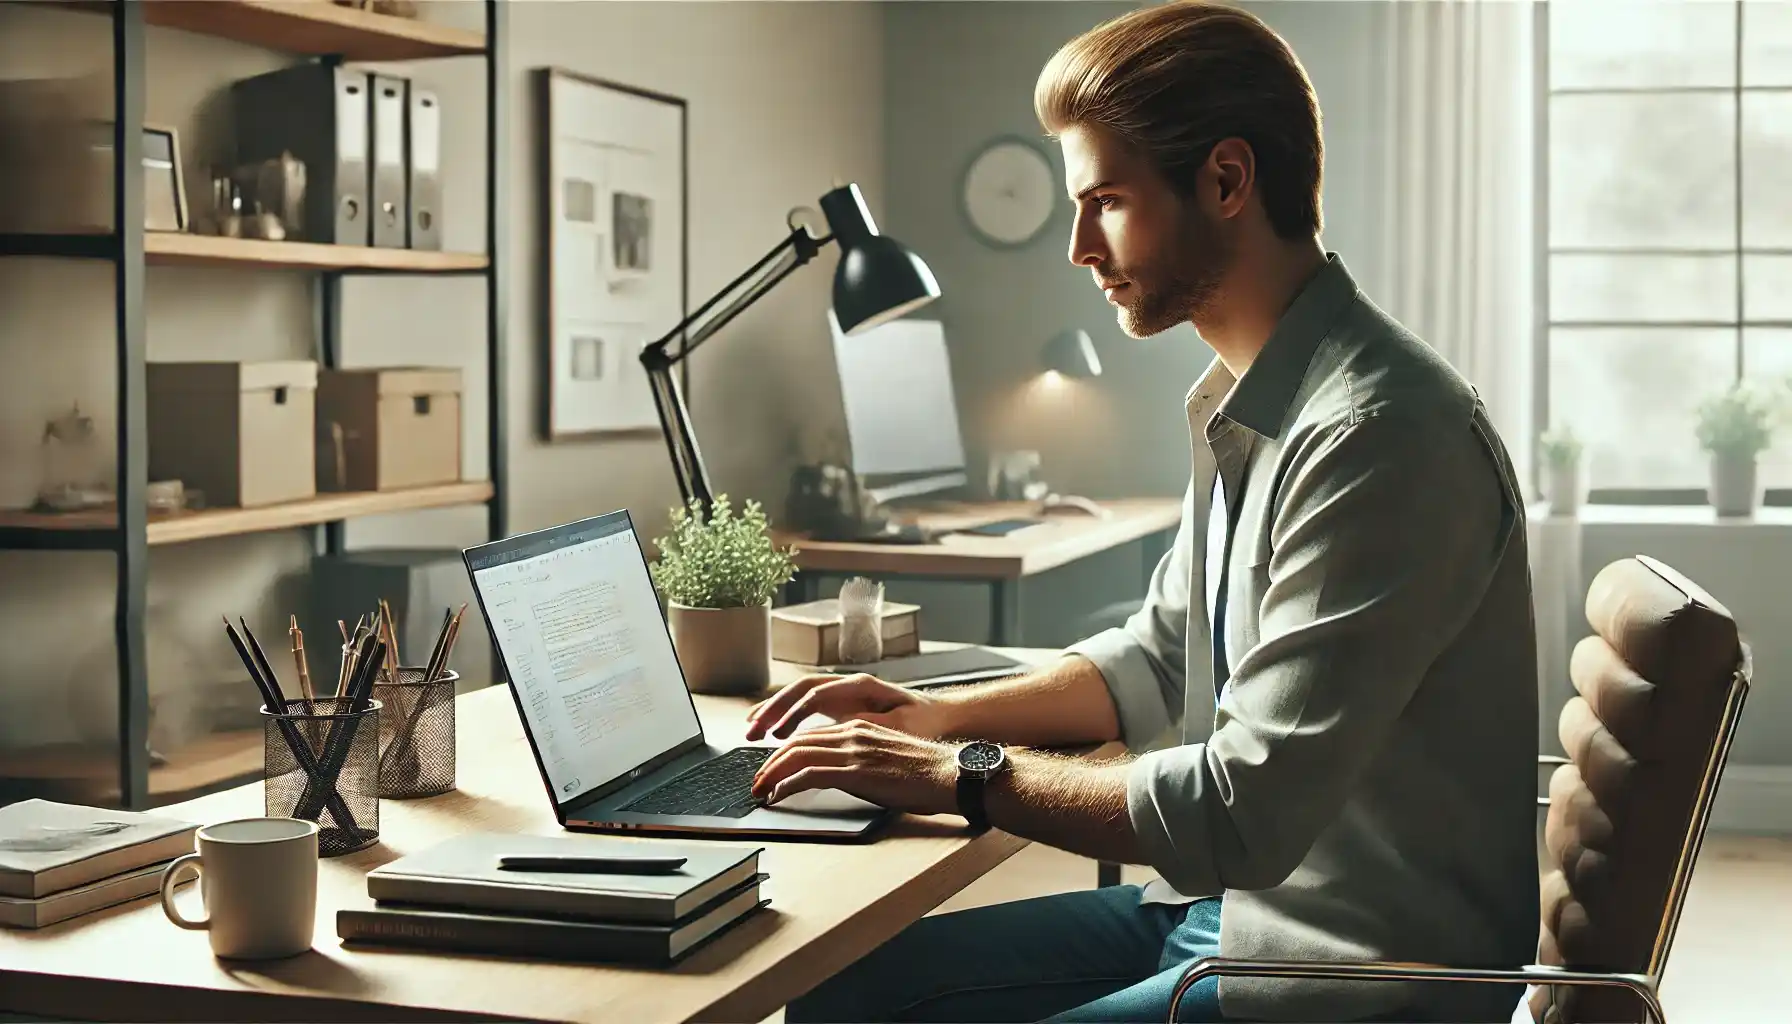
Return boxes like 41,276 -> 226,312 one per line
1543,0 -> 1792,501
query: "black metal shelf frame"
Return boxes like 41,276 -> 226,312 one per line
0,1 -> 508,808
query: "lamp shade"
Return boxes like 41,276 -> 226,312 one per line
1042,328 -> 1102,378
821,183 -> 941,334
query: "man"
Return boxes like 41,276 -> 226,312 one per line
748,3 -> 1540,1021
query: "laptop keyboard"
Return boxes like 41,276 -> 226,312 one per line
619,746 -> 775,819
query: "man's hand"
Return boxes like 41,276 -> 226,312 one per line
744,672 -> 953,741
750,719 -> 959,814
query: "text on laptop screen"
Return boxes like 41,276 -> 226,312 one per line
468,515 -> 700,804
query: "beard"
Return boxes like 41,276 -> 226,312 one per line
1101,205 -> 1230,338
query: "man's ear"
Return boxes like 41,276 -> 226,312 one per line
1207,138 -> 1255,221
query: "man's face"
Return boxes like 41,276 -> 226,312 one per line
1061,123 -> 1230,338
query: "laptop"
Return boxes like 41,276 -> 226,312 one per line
462,510 -> 891,841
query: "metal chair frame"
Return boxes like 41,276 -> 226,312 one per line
1167,649 -> 1751,1024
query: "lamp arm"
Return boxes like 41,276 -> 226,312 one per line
640,223 -> 829,514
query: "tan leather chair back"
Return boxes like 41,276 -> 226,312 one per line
1533,555 -> 1749,1023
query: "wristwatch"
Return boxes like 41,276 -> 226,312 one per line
955,740 -> 1008,831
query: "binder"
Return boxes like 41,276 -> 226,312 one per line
231,64 -> 370,245
405,82 -> 442,250
370,74 -> 407,248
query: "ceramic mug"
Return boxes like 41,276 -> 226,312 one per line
159,817 -> 319,959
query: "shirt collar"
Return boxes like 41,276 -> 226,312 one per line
1211,253 -> 1361,439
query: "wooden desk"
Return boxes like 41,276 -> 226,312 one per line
777,497 -> 1183,646
0,650 -> 1088,1024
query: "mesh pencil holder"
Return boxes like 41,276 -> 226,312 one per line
262,696 -> 381,857
374,667 -> 458,798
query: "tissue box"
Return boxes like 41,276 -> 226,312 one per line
771,598 -> 920,666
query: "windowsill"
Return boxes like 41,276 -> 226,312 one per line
1528,503 -> 1792,527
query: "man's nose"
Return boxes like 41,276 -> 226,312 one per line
1069,215 -> 1104,268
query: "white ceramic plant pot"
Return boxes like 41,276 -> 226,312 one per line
1709,454 -> 1759,518
666,601 -> 772,695
1543,460 -> 1582,517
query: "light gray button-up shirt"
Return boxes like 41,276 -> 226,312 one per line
1067,255 -> 1540,1021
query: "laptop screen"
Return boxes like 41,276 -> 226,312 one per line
465,511 -> 703,811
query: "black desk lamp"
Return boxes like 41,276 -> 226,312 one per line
639,183 -> 941,515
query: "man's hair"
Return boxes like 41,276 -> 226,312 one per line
1034,1 -> 1323,241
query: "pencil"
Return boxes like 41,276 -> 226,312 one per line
225,617 -> 360,833
290,614 -> 315,713
422,606 -> 453,679
377,599 -> 399,682
239,618 -> 286,708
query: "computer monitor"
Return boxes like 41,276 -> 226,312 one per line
829,311 -> 969,505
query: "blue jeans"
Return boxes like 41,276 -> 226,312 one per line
786,885 -> 1226,1023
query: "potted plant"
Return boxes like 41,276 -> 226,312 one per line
650,494 -> 797,695
1538,425 -> 1583,517
1695,384 -> 1776,518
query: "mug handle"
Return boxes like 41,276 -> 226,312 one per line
159,853 -> 208,930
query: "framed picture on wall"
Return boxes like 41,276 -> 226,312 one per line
537,68 -> 688,441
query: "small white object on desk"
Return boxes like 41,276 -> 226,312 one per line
1039,493 -> 1111,518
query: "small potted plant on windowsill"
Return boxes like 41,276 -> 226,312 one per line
1539,424 -> 1583,517
1695,383 -> 1776,518
650,494 -> 797,695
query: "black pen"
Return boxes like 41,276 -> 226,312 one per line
496,855 -> 687,874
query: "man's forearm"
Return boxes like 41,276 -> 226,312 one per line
932,654 -> 1122,748
982,748 -> 1148,866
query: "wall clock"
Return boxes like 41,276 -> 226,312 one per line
961,136 -> 1056,248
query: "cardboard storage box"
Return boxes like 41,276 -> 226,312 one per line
317,368 -> 462,492
147,361 -> 318,508
771,598 -> 921,666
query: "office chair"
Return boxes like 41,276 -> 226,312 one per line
1168,555 -> 1752,1024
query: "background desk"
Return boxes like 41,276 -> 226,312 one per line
0,648 -> 1108,1024
777,497 -> 1183,646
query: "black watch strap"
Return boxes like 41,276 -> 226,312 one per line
957,772 -> 990,831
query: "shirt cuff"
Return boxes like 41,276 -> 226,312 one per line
1064,627 -> 1172,752
1125,745 -> 1220,898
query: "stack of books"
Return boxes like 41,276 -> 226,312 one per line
0,799 -> 197,929
337,832 -> 768,964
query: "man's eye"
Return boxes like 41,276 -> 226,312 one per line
1095,196 -> 1118,210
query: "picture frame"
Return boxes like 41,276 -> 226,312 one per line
88,121 -> 188,233
141,124 -> 188,233
536,68 -> 688,441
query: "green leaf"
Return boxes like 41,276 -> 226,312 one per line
647,494 -> 797,608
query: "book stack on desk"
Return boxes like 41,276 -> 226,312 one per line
0,799 -> 197,929
338,832 -> 768,964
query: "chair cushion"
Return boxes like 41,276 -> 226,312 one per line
1533,556 -> 1741,1022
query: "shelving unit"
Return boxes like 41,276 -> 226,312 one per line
0,0 -> 509,809
1,231 -> 491,272
0,481 -> 496,549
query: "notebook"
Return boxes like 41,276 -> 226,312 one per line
0,859 -> 184,929
340,874 -> 769,964
826,646 -> 1027,687
0,800 -> 196,899
364,832 -> 762,924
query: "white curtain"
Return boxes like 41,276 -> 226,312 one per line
1372,0 -> 1537,488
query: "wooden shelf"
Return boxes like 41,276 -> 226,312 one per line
59,0 -> 486,61
146,232 -> 487,273
0,481 -> 493,548
0,728 -> 263,808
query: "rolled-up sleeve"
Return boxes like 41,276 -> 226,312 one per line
1126,412 -> 1516,896
1065,482 -> 1195,751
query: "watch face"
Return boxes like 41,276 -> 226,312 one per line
957,740 -> 1005,773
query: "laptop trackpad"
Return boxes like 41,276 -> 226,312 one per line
768,788 -> 883,815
